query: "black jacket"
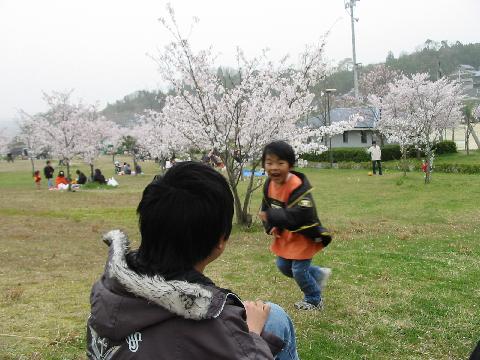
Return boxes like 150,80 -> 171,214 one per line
77,172 -> 87,185
43,165 -> 54,179
261,171 -> 332,247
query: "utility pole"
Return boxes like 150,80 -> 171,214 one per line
325,89 -> 336,168
345,0 -> 359,99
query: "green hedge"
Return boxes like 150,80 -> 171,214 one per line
434,140 -> 457,155
434,163 -> 480,174
301,141 -> 456,163
310,161 -> 480,174
301,145 -> 401,163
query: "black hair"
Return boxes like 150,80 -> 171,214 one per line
261,140 -> 295,167
372,140 -> 377,144
134,161 -> 234,277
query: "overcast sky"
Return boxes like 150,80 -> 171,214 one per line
1,0 -> 479,128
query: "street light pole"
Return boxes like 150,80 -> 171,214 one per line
325,89 -> 336,168
345,0 -> 360,99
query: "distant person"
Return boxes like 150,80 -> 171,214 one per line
93,169 -> 107,184
259,141 -> 332,311
134,163 -> 143,175
123,163 -> 131,175
33,170 -> 41,190
86,162 -> 298,359
6,153 -> 14,163
55,170 -> 69,190
76,170 -> 87,185
43,161 -> 55,189
114,161 -> 122,175
366,140 -> 382,175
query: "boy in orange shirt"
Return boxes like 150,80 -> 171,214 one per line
259,141 -> 332,310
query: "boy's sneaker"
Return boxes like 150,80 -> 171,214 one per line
316,267 -> 332,289
294,299 -> 324,311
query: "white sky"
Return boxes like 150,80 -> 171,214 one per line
1,0 -> 479,127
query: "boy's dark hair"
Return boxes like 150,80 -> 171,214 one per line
372,140 -> 377,145
261,141 -> 295,167
135,161 -> 234,276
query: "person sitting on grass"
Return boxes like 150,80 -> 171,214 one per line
76,170 -> 87,185
259,141 -> 332,311
93,168 -> 106,185
54,170 -> 69,190
86,161 -> 299,359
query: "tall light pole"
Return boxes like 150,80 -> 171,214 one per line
345,0 -> 360,99
325,89 -> 336,168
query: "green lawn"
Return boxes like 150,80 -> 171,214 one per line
0,156 -> 479,359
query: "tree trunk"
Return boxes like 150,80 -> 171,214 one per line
29,156 -> 35,176
465,120 -> 470,156
424,150 -> 433,184
401,146 -> 407,177
132,153 -> 137,175
224,156 -> 260,227
90,163 -> 94,181
66,159 -> 72,191
468,124 -> 480,149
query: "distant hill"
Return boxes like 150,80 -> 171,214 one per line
101,90 -> 166,127
103,40 -> 480,127
324,40 -> 480,95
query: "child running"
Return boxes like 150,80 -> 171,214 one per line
259,141 -> 332,310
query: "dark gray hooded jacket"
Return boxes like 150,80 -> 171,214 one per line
86,230 -> 284,360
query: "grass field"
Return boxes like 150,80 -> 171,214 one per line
1,155 -> 479,359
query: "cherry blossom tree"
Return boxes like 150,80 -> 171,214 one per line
134,110 -> 188,171
80,112 -> 120,180
370,73 -> 463,183
0,130 -> 10,158
359,64 -> 402,101
475,104 -> 480,120
17,110 -> 47,175
146,6 -> 357,224
39,90 -> 103,189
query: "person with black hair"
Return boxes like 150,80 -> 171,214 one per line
259,141 -> 332,311
86,161 -> 299,359
75,170 -> 87,185
43,160 -> 55,189
93,168 -> 106,184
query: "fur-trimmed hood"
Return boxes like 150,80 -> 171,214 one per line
89,230 -> 237,341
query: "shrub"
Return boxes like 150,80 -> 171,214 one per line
434,140 -> 457,155
301,145 -> 401,163
434,163 -> 480,174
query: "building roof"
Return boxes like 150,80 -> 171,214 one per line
309,107 -> 378,129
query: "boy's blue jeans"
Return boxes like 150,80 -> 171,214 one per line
264,302 -> 299,360
276,256 -> 322,305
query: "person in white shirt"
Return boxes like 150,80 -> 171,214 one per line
366,141 -> 382,175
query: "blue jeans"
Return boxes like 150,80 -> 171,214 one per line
47,178 -> 54,188
264,302 -> 299,360
276,256 -> 322,305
